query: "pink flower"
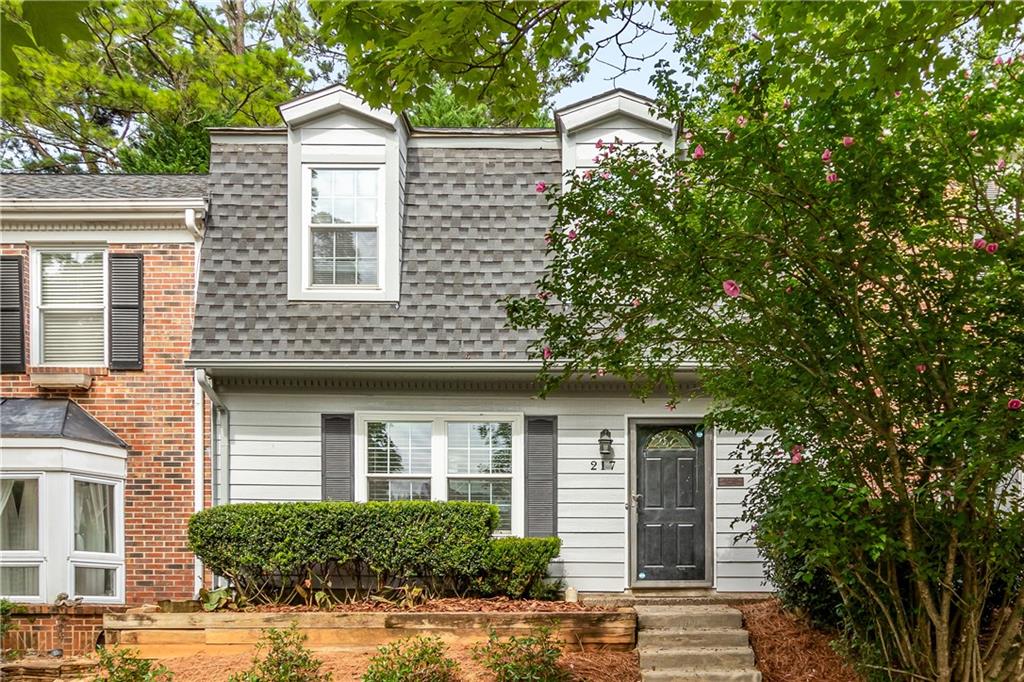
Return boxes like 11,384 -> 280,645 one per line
596,139 -> 604,149
842,136 -> 855,148
537,291 -> 550,301
593,156 -> 601,163
821,148 -> 832,163
542,346 -> 553,360
600,170 -> 611,180
692,144 -> 705,160
606,208 -> 614,216
785,286 -> 793,294
974,237 -> 987,249
790,452 -> 803,464
968,129 -> 978,139
963,69 -> 971,79
994,56 -> 1004,66
544,232 -> 553,245
826,172 -> 839,183
582,170 -> 593,180
894,90 -> 902,98
535,181 -> 546,193
782,98 -> 791,110
790,444 -> 804,464
722,280 -> 741,298
737,115 -> 748,127
631,298 -> 641,307
916,363 -> 927,373
1008,398 -> 1023,411
567,229 -> 578,241
986,242 -> 998,254
996,158 -> 1007,171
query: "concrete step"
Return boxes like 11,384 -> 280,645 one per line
636,605 -> 743,630
640,646 -> 756,670
638,627 -> 750,648
642,669 -> 762,682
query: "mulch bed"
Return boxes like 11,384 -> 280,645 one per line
161,648 -> 639,681
236,596 -> 609,613
738,599 -> 862,682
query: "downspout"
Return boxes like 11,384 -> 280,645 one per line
194,369 -> 228,595
192,373 -> 205,597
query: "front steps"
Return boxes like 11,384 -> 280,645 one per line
636,605 -> 761,682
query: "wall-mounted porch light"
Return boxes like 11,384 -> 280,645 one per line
598,429 -> 613,457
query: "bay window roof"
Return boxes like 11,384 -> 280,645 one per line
0,398 -> 127,449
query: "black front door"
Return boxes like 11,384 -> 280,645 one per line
635,424 -> 706,582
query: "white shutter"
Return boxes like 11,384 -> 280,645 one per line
38,250 -> 105,364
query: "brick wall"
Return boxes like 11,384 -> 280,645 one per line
1,242 -> 207,606
2,605 -> 119,655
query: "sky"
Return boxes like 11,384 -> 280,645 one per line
551,6 -> 683,110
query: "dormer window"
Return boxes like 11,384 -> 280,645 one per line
307,167 -> 383,287
281,85 -> 406,303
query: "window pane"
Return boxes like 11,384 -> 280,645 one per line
368,479 -> 431,502
309,228 -> 378,287
448,479 -> 512,531
0,566 -> 39,597
74,566 -> 116,597
356,169 -> 377,197
309,169 -> 377,226
447,422 -> 512,474
1,479 -> 39,551
41,311 -> 104,364
646,429 -> 695,450
367,422 -> 432,474
74,481 -> 115,554
40,251 -> 103,306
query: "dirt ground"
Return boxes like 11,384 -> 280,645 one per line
161,647 -> 640,682
738,599 -> 862,682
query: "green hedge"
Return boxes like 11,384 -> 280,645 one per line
188,501 -> 561,604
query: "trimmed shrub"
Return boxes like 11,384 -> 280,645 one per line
473,537 -> 562,599
189,501 -> 501,603
472,625 -> 570,682
228,625 -> 330,682
362,636 -> 459,682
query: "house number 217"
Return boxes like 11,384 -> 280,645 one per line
590,460 -> 615,471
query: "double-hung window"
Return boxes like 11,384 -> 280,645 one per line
358,414 -> 523,535
34,248 -> 106,365
307,167 -> 382,288
0,476 -> 43,602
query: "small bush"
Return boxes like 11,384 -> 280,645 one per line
93,647 -> 173,682
1,598 -> 25,641
228,625 -> 330,682
472,625 -> 569,682
362,636 -> 459,682
473,537 -> 562,599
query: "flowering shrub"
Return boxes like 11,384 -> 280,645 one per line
507,35 -> 1024,682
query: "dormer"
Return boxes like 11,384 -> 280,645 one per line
555,89 -> 676,176
280,86 -> 409,302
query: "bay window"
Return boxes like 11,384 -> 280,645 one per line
71,478 -> 121,600
0,477 -> 42,600
357,414 -> 524,534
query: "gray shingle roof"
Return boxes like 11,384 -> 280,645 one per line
190,144 -> 560,361
0,398 -> 127,448
0,173 -> 208,199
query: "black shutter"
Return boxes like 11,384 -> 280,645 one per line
525,416 -> 558,537
322,414 -> 354,501
0,256 -> 25,373
108,254 -> 143,370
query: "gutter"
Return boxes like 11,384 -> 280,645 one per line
188,358 -> 702,373
0,197 -> 208,226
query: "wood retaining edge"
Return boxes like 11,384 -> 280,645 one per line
104,608 -> 638,658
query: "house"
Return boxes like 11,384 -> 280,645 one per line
0,175 -> 210,652
188,87 -> 767,595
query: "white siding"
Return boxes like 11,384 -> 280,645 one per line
216,383 -> 767,594
714,430 -> 770,592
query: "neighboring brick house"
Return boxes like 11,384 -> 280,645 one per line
0,175 -> 209,653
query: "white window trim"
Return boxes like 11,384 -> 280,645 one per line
30,245 -> 108,367
302,164 -> 386,292
355,412 -> 525,537
0,473 -> 46,604
286,123 -> 403,303
68,474 -> 125,604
